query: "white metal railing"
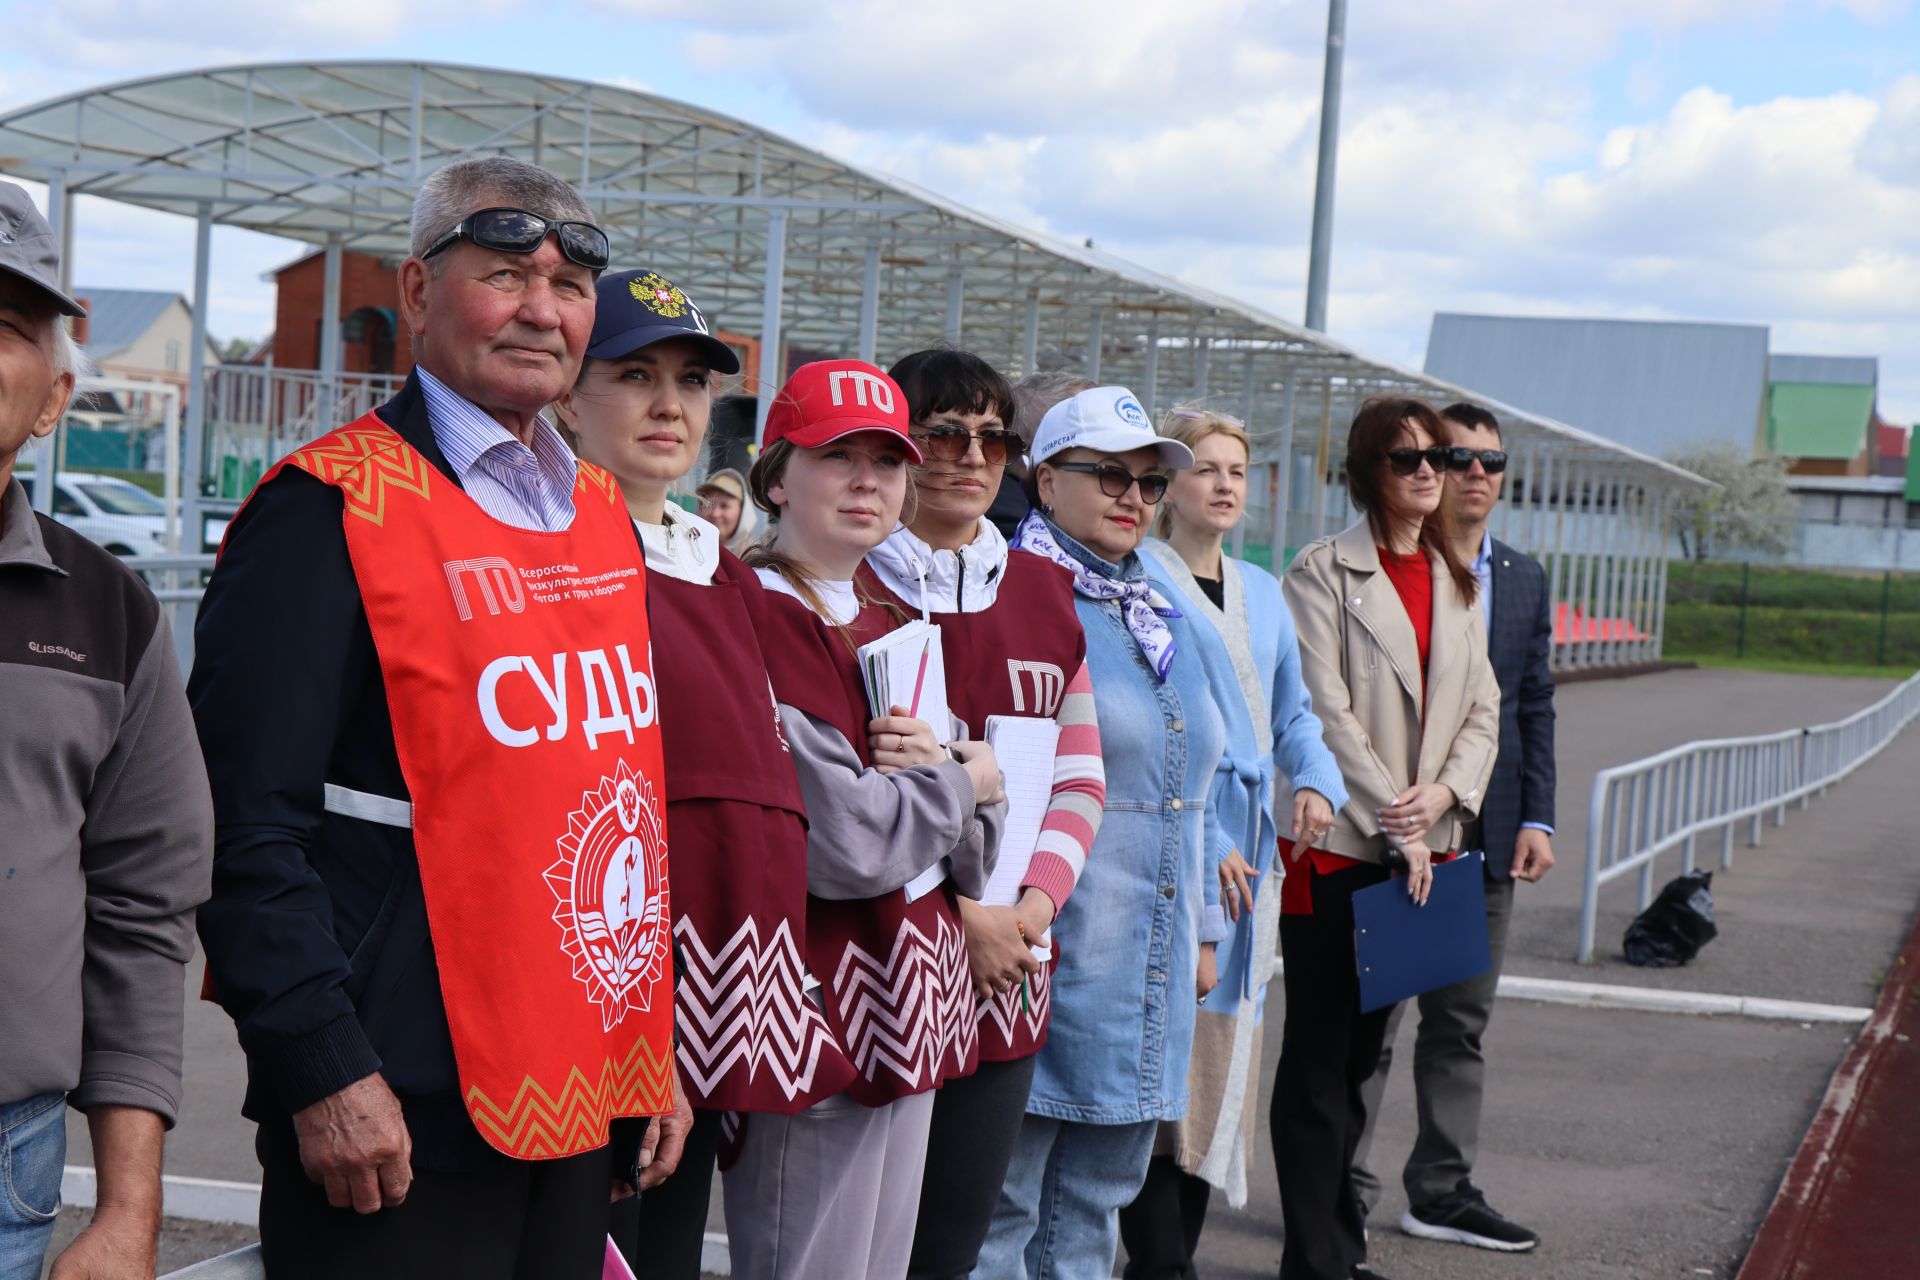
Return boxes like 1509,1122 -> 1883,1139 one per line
1577,670 -> 1920,962
204,365 -> 407,496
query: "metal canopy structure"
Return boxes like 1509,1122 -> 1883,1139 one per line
2,59 -> 1710,670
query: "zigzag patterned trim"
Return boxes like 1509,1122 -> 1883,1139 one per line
674,916 -> 840,1102
463,1034 -> 673,1159
832,912 -> 972,1088
576,461 -> 623,507
977,956 -> 1051,1051
285,424 -> 432,526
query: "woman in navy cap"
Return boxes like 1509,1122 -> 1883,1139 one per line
558,270 -> 858,1278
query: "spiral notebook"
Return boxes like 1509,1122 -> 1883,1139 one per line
978,714 -> 1060,961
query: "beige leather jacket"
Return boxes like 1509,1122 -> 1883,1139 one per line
1282,521 -> 1500,862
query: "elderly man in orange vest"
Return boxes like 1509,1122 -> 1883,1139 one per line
192,156 -> 690,1279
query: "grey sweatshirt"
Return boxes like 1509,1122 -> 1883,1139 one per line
0,478 -> 213,1122
778,707 -> 1004,900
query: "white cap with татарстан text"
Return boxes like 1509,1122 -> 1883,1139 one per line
1026,386 -> 1194,470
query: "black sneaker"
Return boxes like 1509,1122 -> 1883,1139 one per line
1399,1180 -> 1539,1252
1352,1267 -> 1392,1280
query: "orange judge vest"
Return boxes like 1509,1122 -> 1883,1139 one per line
262,415 -> 676,1159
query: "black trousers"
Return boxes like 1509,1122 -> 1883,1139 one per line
609,1107 -> 724,1279
1270,861 -> 1396,1280
1117,1154 -> 1211,1280
257,1121 -> 615,1280
907,1054 -> 1039,1279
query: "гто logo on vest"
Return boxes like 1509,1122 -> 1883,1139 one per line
1007,659 -> 1067,717
547,758 -> 670,1030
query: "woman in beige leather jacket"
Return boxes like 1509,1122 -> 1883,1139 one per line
1269,397 -> 1500,1280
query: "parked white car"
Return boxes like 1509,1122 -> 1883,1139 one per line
16,470 -> 176,556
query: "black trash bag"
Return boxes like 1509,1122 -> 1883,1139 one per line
1622,870 -> 1718,967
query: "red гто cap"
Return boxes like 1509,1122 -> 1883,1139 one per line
762,360 -> 923,463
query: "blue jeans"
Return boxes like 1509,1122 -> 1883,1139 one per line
975,1114 -> 1156,1280
0,1093 -> 67,1280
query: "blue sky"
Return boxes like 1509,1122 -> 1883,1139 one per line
4,0 -> 1918,426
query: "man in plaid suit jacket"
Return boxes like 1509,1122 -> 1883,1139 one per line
1351,402 -> 1558,1254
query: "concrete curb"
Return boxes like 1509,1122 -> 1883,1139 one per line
1496,974 -> 1873,1023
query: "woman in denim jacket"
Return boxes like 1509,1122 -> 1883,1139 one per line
978,386 -> 1228,1279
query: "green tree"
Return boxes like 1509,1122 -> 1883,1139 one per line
1668,442 -> 1797,561
218,336 -> 258,361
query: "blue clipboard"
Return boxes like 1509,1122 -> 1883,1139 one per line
1352,851 -> 1492,1013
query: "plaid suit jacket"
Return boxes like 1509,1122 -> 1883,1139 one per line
1478,539 -> 1557,878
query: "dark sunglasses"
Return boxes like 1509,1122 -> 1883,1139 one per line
422,207 -> 611,272
1051,461 -> 1170,504
1444,446 -> 1508,474
1386,446 -> 1452,477
912,425 -> 1022,465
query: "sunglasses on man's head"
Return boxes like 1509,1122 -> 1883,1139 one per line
1386,446 -> 1452,477
911,424 -> 1022,465
1443,447 -> 1508,474
1050,461 -> 1170,504
422,207 -> 611,272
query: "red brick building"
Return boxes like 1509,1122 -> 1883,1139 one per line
270,249 -> 411,377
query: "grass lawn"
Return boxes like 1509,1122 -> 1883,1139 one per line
1664,652 -> 1919,681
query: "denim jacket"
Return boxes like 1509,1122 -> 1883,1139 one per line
1024,522 -> 1227,1125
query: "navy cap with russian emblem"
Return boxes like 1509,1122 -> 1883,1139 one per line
586,268 -> 741,374
0,180 -> 87,318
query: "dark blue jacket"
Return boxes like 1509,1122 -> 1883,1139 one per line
1478,539 -> 1557,879
192,375 -> 626,1172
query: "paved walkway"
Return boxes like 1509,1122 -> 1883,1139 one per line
59,666 -> 1920,1279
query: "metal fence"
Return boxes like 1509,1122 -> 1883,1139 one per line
1577,669 -> 1920,962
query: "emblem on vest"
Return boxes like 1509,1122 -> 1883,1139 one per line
1006,659 -> 1066,717
445,556 -> 525,621
547,760 -> 671,1030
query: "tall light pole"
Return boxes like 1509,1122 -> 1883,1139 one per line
1303,0 -> 1347,333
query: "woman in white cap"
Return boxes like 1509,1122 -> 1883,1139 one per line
858,348 -> 1107,1280
733,358 -> 1007,1279
1120,406 -> 1346,1278
558,269 -> 859,1278
976,386 -> 1228,1280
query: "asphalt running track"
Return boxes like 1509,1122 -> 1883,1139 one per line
47,666 -> 1920,1278
1737,914 -> 1920,1280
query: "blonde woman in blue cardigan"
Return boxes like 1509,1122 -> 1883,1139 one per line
1122,407 -> 1346,1278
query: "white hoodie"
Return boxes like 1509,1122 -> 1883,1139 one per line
867,518 -> 1009,616
634,503 -> 723,585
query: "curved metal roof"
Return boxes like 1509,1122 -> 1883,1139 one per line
0,59 -> 1706,485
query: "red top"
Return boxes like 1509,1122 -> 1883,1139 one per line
1377,545 -> 1432,699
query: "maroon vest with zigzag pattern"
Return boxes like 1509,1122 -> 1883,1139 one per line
759,587 -> 978,1105
859,553 -> 1086,1061
648,549 -> 855,1112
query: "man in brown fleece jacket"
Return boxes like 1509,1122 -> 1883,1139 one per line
0,179 -> 212,1280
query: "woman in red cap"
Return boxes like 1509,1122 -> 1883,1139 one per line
558,270 -> 859,1278
731,358 -> 1007,1279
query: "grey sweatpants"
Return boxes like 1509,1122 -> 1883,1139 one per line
723,1088 -> 937,1279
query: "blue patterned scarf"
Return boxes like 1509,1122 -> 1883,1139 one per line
1013,511 -> 1180,681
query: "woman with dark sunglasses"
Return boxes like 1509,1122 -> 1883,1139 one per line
976,386 -> 1230,1279
1118,407 -> 1346,1278
858,349 -> 1107,1280
1271,397 -> 1499,1280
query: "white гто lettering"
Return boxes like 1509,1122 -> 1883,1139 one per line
827,369 -> 895,414
477,646 -> 659,749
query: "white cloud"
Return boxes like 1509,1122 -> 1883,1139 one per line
9,0 -> 521,73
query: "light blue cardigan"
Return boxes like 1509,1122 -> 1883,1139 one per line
1144,542 -> 1347,1007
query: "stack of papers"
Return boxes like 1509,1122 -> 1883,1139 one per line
857,620 -> 951,741
859,621 -> 953,903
